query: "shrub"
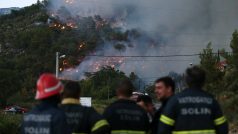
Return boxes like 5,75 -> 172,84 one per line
0,114 -> 22,134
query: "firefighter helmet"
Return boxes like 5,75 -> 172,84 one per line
35,73 -> 63,100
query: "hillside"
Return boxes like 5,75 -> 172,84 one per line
0,2 -> 138,106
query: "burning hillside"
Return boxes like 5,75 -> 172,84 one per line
47,0 -> 238,80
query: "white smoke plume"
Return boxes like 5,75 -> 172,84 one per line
48,0 -> 238,81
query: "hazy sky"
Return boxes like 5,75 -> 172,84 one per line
0,0 -> 41,8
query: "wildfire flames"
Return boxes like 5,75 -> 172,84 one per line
66,22 -> 78,29
59,56 -> 126,76
49,22 -> 78,30
48,12 -> 78,30
90,57 -> 126,72
78,42 -> 86,50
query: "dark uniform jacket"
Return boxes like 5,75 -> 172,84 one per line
103,99 -> 150,134
158,88 -> 228,134
60,98 -> 110,134
21,100 -> 69,134
151,98 -> 169,134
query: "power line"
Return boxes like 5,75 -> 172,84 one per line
99,59 -> 196,62
87,53 -> 200,58
122,59 -> 195,61
75,27 -> 235,36
156,45 -> 229,48
86,52 -> 232,58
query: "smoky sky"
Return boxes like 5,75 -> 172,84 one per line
48,0 -> 238,82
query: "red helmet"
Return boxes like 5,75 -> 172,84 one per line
35,73 -> 63,100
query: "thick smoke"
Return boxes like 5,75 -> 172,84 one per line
48,0 -> 238,81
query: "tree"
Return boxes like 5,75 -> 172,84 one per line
198,31 -> 238,124
230,30 -> 238,68
221,31 -> 238,123
114,43 -> 126,53
199,43 -> 224,95
129,72 -> 138,81
80,67 -> 129,99
224,30 -> 238,92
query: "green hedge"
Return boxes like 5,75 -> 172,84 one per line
0,114 -> 22,134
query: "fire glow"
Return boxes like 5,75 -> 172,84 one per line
90,57 -> 125,72
49,22 -> 78,30
65,0 -> 75,4
78,42 -> 86,50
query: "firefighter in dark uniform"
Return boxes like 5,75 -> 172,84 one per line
151,77 -> 175,134
21,73 -> 69,134
136,95 -> 155,123
158,66 -> 228,134
60,81 -> 110,134
103,80 -> 150,134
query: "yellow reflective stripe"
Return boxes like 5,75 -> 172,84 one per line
91,119 -> 109,132
72,133 -> 86,134
62,98 -> 80,104
160,115 -> 175,126
111,130 -> 146,134
214,116 -> 226,126
172,129 -> 215,134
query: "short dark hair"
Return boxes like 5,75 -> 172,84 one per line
155,76 -> 175,92
116,80 -> 135,97
185,66 -> 206,88
63,81 -> 81,99
137,95 -> 153,105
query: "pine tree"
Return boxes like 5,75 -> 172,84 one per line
230,30 -> 238,69
199,43 -> 224,95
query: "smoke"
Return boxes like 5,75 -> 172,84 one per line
48,0 -> 238,81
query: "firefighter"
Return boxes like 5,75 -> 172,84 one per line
158,66 -> 228,134
151,77 -> 175,134
21,73 -> 69,134
136,95 -> 155,123
60,81 -> 110,134
103,80 -> 150,134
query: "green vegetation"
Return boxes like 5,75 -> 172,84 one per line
80,67 -> 129,99
0,114 -> 22,134
199,31 -> 238,125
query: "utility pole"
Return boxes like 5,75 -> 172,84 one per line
108,77 -> 110,100
108,86 -> 109,100
56,52 -> 66,78
56,52 -> 59,78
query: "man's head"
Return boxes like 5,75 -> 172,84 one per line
154,76 -> 175,101
137,95 -> 154,114
116,80 -> 134,99
185,66 -> 206,88
62,81 -> 81,99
